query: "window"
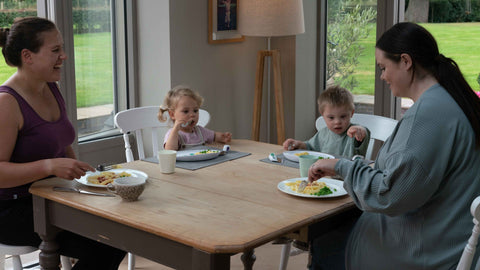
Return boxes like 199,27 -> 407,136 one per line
73,0 -> 118,139
0,0 -> 37,82
403,0 -> 480,108
36,0 -> 135,164
37,0 -> 134,139
326,0 -> 377,115
315,0 -> 404,119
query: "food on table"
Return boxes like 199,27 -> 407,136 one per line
87,171 -> 131,185
191,149 -> 219,155
285,180 -> 335,196
294,152 -> 309,157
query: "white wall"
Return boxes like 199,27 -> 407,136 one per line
137,0 -> 171,107
168,0 -> 263,140
295,0 -> 318,140
136,0 -> 308,147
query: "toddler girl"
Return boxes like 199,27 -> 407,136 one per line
158,85 -> 232,150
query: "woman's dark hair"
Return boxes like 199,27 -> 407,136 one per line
376,22 -> 480,148
0,17 -> 57,67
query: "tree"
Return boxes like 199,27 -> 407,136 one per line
327,4 -> 376,90
405,0 -> 430,22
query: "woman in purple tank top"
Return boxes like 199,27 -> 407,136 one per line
0,17 -> 126,269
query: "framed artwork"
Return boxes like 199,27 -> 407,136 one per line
208,0 -> 245,44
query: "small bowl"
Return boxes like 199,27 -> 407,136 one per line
107,176 -> 146,202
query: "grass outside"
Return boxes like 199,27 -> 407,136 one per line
0,32 -> 113,107
353,22 -> 480,95
0,23 -> 478,106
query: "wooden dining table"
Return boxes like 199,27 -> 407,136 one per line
30,139 -> 357,270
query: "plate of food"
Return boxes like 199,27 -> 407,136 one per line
176,149 -> 221,161
282,150 -> 334,162
75,169 -> 148,188
277,177 -> 347,198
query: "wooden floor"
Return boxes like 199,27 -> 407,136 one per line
118,242 -> 309,270
5,241 -> 308,270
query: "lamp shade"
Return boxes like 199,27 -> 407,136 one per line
238,0 -> 305,37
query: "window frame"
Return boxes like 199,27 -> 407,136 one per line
316,0 -> 405,120
37,0 -> 137,162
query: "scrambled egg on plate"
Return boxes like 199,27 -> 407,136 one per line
87,171 -> 131,185
285,180 -> 333,196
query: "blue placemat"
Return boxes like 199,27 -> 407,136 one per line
259,154 -> 299,169
143,149 -> 251,170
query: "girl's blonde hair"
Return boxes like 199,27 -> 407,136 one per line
158,85 -> 204,122
317,85 -> 354,114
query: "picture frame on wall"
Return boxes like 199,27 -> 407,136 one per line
208,0 -> 245,44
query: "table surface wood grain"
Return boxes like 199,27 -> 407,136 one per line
30,139 -> 353,254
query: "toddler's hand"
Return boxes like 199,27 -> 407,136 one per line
283,138 -> 302,150
347,126 -> 367,142
173,119 -> 189,130
219,132 -> 232,143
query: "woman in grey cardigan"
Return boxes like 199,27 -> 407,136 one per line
308,22 -> 480,270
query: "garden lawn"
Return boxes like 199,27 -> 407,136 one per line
354,22 -> 480,95
0,32 -> 113,108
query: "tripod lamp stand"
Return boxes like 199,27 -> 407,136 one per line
239,0 -> 305,144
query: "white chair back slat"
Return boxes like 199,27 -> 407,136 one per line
135,129 -> 146,160
151,127 -> 159,159
198,109 -> 210,127
123,133 -> 134,162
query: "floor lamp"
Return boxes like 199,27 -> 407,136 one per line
239,0 -> 305,144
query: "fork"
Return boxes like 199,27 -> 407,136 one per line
297,180 -> 308,192
96,164 -> 120,171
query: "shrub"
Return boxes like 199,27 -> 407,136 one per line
0,8 -> 110,34
430,0 -> 480,22
0,11 -> 37,27
327,4 -> 376,90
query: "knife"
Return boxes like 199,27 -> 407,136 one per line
53,186 -> 115,197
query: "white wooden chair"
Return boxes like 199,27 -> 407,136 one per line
114,106 -> 210,162
315,113 -> 398,160
0,244 -> 71,270
457,196 -> 480,270
278,113 -> 398,270
114,106 -> 210,269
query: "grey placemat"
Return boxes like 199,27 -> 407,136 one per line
259,154 -> 299,169
143,150 -> 251,170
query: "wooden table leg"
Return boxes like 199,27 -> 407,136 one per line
33,196 -> 61,270
38,236 -> 61,270
240,249 -> 256,270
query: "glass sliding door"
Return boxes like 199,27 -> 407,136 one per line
72,0 -> 117,139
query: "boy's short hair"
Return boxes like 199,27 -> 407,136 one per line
317,86 -> 355,114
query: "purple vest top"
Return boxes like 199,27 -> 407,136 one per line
0,83 -> 75,200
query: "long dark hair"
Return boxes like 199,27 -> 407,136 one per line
376,22 -> 480,149
0,17 -> 57,67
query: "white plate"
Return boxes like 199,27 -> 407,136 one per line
176,149 -> 221,161
277,177 -> 347,198
283,150 -> 335,162
75,169 -> 148,188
